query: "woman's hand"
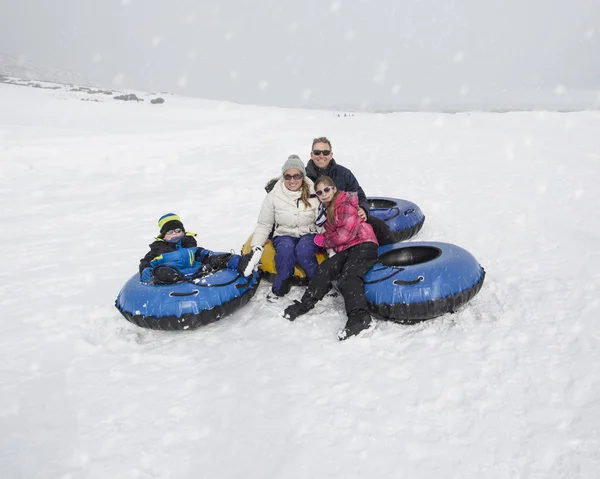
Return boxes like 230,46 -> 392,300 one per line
238,246 -> 263,276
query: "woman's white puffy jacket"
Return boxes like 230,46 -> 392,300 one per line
251,177 -> 320,248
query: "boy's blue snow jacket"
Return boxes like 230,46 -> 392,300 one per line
138,233 -> 212,275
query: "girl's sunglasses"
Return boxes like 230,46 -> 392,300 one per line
315,186 -> 335,196
284,173 -> 303,181
312,150 -> 331,156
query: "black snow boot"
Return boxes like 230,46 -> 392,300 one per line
338,313 -> 374,341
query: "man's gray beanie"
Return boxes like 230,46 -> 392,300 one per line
282,154 -> 306,177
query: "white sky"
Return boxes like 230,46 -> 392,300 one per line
1,0 -> 599,109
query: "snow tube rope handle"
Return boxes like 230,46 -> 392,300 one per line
235,277 -> 254,289
379,207 -> 400,222
364,267 -> 424,286
158,271 -> 253,290
376,207 -> 415,222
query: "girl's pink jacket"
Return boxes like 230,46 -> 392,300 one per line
321,191 -> 378,253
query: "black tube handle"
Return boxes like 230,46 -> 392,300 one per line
393,275 -> 424,286
169,290 -> 199,297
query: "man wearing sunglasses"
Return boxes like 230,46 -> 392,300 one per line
306,137 -> 398,245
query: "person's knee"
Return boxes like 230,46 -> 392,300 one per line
339,271 -> 364,286
296,237 -> 317,254
274,236 -> 295,251
274,238 -> 297,261
296,248 -> 318,266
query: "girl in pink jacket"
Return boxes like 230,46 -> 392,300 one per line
284,175 -> 379,340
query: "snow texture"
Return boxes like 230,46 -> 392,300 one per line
1,82 -> 599,479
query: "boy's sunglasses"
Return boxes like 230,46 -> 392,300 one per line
312,150 -> 331,156
165,228 -> 183,236
315,186 -> 335,196
284,173 -> 303,181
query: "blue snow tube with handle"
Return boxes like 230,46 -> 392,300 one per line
368,197 -> 425,241
364,241 -> 485,323
115,266 -> 260,331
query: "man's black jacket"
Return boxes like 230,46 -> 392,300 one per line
305,158 -> 370,214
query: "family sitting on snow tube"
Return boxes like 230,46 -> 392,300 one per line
116,135 -> 483,339
241,136 -> 482,339
241,136 -> 424,340
242,137 -> 413,291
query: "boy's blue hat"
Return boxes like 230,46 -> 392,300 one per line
158,213 -> 184,235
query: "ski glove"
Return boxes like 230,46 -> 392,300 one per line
238,246 -> 263,276
203,253 -> 233,272
140,267 -> 153,283
237,253 -> 252,275
314,234 -> 325,248
283,300 -> 311,321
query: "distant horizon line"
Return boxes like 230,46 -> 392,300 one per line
1,70 -> 598,114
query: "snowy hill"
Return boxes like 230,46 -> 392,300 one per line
1,82 -> 599,479
0,53 -> 91,86
0,71 -> 170,106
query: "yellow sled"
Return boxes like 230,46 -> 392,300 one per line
242,235 -> 327,282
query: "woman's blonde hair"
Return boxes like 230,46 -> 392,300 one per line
314,175 -> 339,223
299,179 -> 312,209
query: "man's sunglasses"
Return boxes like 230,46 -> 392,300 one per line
284,173 -> 303,181
165,228 -> 183,236
312,150 -> 331,156
315,186 -> 335,196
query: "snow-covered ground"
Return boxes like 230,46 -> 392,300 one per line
1,82 -> 600,479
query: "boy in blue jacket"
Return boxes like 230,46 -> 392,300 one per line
139,213 -> 248,283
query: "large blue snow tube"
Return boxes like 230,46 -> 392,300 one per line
368,197 -> 425,241
364,241 -> 485,323
115,268 -> 260,331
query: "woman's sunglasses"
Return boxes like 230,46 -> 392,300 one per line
312,150 -> 331,156
284,173 -> 303,181
315,186 -> 335,196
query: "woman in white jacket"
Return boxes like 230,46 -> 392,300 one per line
246,155 -> 320,301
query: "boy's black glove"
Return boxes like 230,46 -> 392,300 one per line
152,265 -> 184,284
203,253 -> 233,273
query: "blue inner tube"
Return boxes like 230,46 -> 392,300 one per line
364,241 -> 485,323
368,197 -> 425,241
115,268 -> 261,331
367,196 -> 425,241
